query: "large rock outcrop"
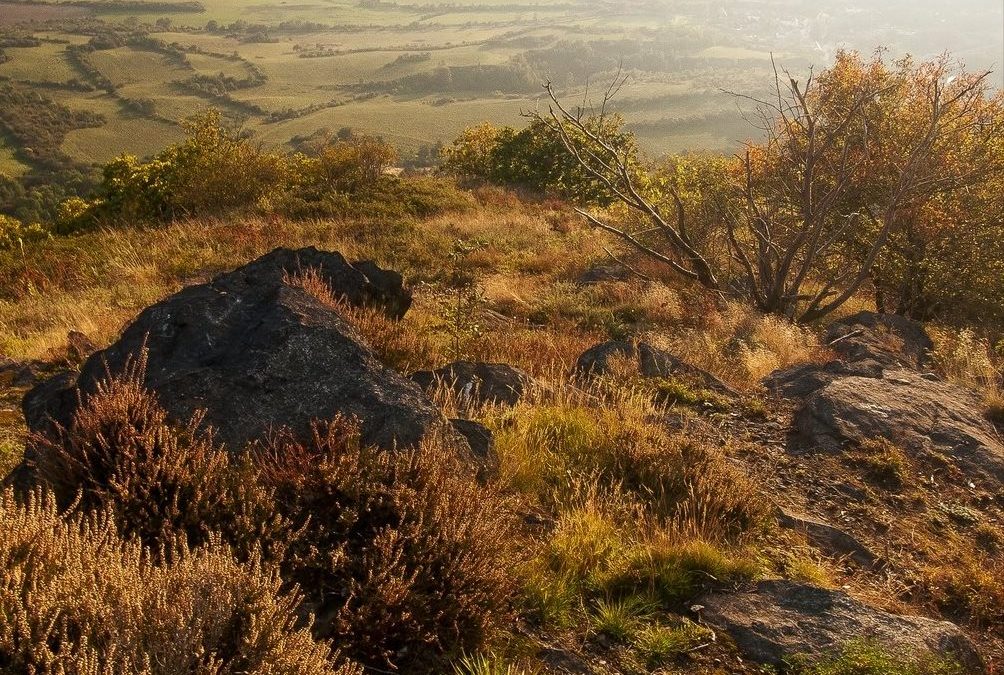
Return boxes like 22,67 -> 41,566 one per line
767,312 -> 1004,485
700,580 -> 984,671
797,369 -> 1004,482
20,248 -> 442,458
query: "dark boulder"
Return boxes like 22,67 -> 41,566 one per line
449,418 -> 495,462
699,580 -> 984,671
411,361 -> 534,407
19,248 -> 440,460
824,311 -> 933,370
575,340 -> 738,396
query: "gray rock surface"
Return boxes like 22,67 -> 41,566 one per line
796,369 -> 1004,482
700,580 -> 985,671
777,509 -> 881,568
824,311 -> 933,369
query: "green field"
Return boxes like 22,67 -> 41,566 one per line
0,0 -> 1000,173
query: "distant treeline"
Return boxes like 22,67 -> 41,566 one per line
176,70 -> 266,96
358,0 -> 578,11
0,83 -> 102,222
371,63 -> 538,96
625,110 -> 750,136
516,37 -> 739,84
381,52 -> 432,68
0,33 -> 41,65
4,0 -> 204,12
0,35 -> 42,48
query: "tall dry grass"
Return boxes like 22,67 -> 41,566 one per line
929,326 -> 1004,423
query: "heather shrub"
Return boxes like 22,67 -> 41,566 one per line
0,488 -> 361,675
32,354 -> 284,558
261,419 -> 521,673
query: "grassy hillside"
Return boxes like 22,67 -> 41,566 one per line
2,183 -> 1003,672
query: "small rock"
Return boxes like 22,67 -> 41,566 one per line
575,340 -> 737,396
449,418 -> 495,461
411,361 -> 534,407
576,264 -> 631,284
777,509 -> 881,568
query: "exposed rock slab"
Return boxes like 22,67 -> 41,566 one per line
796,369 -> 1004,482
763,359 -> 884,399
20,247 -> 440,457
700,580 -> 984,671
777,509 -> 880,568
824,311 -> 933,369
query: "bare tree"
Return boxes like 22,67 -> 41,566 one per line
530,77 -> 722,290
533,55 -> 995,323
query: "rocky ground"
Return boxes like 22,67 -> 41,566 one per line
3,246 -> 1002,673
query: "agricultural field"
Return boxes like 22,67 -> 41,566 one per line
0,136 -> 28,176
0,0 -> 1001,183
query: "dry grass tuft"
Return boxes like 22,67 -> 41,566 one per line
929,326 -> 1004,425
646,300 -> 823,390
0,488 -> 359,675
489,384 -> 770,540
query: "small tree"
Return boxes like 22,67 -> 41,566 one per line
535,52 -> 1001,323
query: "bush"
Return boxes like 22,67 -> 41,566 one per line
32,353 -> 284,558
261,419 -> 521,673
61,111 -> 471,228
0,488 -> 361,675
442,117 -> 637,205
308,134 -> 397,192
0,214 -> 50,252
